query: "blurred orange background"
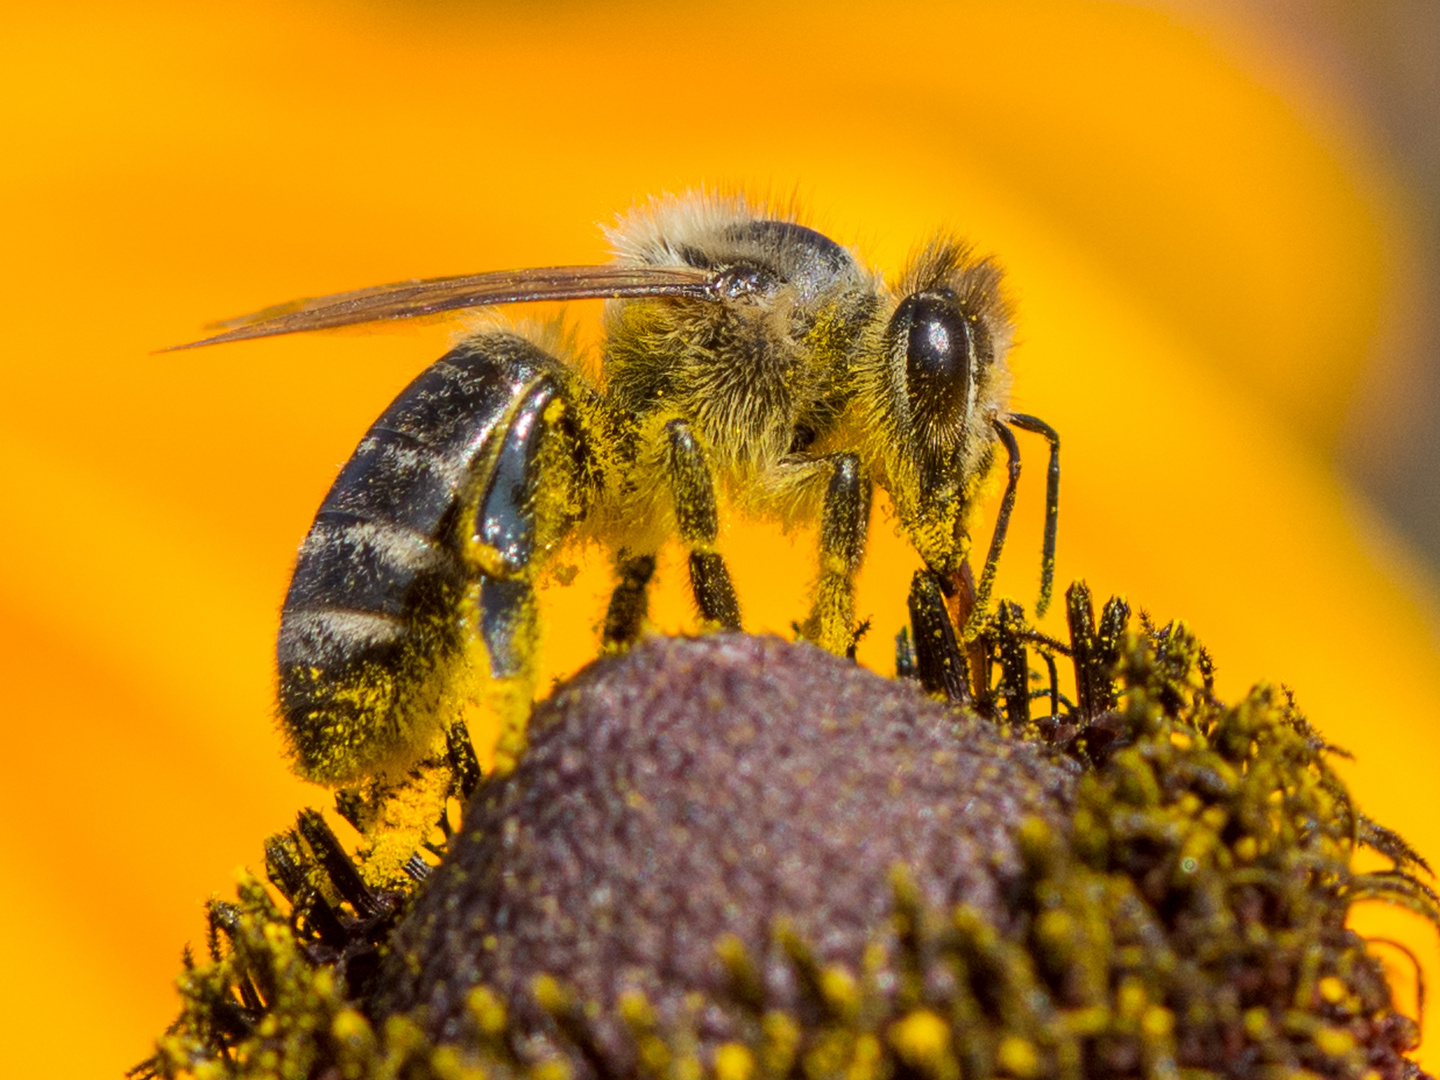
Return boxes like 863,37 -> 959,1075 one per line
3,2 -> 1439,1076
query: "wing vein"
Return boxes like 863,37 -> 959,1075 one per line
164,264 -> 717,350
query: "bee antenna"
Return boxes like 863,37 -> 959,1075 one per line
1005,414 -> 1060,618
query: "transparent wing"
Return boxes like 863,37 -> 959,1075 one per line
165,264 -> 718,350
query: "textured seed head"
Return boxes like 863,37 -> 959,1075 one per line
375,633 -> 1076,1069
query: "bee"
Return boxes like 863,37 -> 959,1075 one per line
175,194 -> 1059,787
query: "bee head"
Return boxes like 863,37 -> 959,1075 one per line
887,240 -> 1014,474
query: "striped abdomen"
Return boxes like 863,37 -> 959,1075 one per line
277,334 -> 560,783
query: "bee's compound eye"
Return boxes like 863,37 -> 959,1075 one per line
893,291 -> 973,431
900,291 -> 970,379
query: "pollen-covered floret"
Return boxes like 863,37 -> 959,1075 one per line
139,596 -> 1436,1080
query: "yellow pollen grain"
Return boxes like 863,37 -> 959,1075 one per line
889,1009 -> 949,1062
466,986 -> 508,1036
1314,1027 -> 1356,1057
531,974 -> 566,1013
820,966 -> 858,1010
1141,1005 -> 1175,1038
329,1007 -> 375,1054
1243,1008 -> 1272,1039
847,1034 -> 883,1080
997,1035 -> 1041,1078
714,1043 -> 754,1080
619,989 -> 656,1026
1117,979 -> 1147,1017
1317,977 -> 1346,1005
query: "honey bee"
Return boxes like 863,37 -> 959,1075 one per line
175,194 -> 1058,787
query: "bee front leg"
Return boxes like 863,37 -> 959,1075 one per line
907,568 -> 970,704
967,419 -> 1021,636
800,453 -> 872,656
662,419 -> 742,630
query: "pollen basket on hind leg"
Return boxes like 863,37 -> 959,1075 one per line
276,332 -> 585,784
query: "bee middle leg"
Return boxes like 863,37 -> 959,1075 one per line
796,453 -> 872,656
601,551 -> 658,647
663,419 -> 742,630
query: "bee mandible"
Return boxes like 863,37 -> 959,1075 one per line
173,194 -> 1059,785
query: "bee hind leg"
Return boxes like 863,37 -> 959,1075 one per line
662,419 -> 742,630
469,379 -> 574,773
